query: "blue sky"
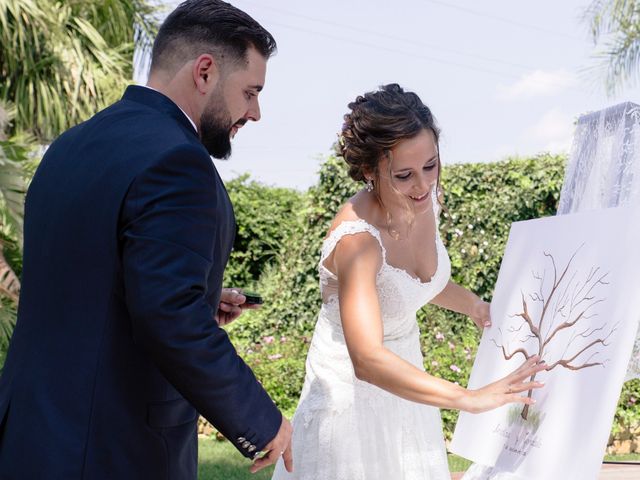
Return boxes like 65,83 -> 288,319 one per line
137,0 -> 640,190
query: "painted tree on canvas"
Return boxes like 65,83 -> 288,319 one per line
492,244 -> 617,419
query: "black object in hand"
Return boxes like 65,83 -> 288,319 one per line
242,291 -> 263,305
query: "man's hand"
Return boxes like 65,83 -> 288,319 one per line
215,288 -> 261,326
250,416 -> 293,474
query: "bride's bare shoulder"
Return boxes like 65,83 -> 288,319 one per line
323,192 -> 383,272
326,191 -> 375,234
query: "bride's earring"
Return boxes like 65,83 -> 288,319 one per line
365,179 -> 374,192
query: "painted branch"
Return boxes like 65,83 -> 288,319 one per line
518,293 -> 540,338
490,339 -> 531,361
546,361 -> 604,371
546,337 -> 608,370
542,301 -> 604,349
521,372 -> 538,420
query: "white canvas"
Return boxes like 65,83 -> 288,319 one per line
450,205 -> 640,480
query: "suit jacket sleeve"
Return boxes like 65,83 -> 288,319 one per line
119,143 -> 281,457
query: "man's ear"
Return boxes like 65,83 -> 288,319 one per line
192,54 -> 220,94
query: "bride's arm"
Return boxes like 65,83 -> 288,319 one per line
334,233 -> 544,414
430,281 -> 491,329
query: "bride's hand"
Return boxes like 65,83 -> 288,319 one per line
470,299 -> 491,329
461,355 -> 547,414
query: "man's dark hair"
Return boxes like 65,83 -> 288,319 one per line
150,0 -> 277,74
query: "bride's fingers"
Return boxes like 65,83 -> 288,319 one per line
504,380 -> 544,395
522,361 -> 547,379
506,393 -> 538,405
504,355 -> 538,377
508,357 -> 546,381
517,355 -> 541,372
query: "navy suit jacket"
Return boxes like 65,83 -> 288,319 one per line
0,86 -> 281,479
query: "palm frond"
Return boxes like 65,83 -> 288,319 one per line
0,0 -> 160,142
584,0 -> 640,94
0,297 -> 16,356
0,102 -> 26,309
0,140 -> 27,246
0,247 -> 19,304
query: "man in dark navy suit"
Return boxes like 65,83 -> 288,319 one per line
0,1 -> 293,478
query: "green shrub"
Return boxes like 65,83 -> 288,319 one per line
236,333 -> 309,417
223,174 -> 303,289
440,154 -> 565,298
613,379 -> 640,437
419,305 -> 479,440
227,156 -> 360,342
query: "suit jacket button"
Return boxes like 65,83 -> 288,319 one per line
248,445 -> 256,453
238,437 -> 246,443
242,441 -> 251,449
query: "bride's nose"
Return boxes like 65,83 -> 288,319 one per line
414,172 -> 430,192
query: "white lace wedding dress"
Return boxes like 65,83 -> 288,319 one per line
272,193 -> 452,480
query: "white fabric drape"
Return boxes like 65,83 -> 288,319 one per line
556,101 -> 640,381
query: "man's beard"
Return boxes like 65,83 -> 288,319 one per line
200,89 -> 234,159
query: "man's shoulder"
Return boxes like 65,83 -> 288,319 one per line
97,97 -> 189,135
42,97 -> 208,182
77,97 -> 204,157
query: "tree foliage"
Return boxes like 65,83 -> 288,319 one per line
585,0 -> 640,93
0,0 -> 157,143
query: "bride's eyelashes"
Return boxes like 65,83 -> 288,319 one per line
393,162 -> 438,181
395,172 -> 411,180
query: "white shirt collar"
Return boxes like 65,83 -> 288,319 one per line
140,85 -> 198,133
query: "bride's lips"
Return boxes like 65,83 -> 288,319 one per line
409,191 -> 429,203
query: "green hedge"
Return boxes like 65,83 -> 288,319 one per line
222,174 -> 303,289
226,153 -> 640,440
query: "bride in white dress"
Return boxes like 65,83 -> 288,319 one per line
271,84 -> 546,480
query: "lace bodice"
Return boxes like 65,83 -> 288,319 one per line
318,218 -> 451,340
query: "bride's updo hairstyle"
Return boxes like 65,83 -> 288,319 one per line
337,83 -> 442,228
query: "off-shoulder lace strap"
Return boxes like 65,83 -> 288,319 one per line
320,219 -> 386,266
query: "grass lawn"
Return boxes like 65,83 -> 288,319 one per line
197,438 -> 471,479
197,438 -> 477,479
198,438 -> 640,480
198,438 -> 272,480
604,453 -> 640,462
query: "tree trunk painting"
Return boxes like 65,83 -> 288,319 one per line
491,244 -> 616,420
